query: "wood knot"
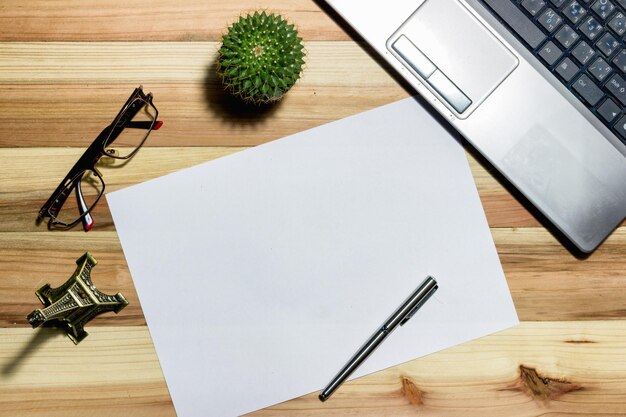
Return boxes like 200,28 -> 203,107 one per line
565,339 -> 596,344
515,365 -> 583,401
401,376 -> 425,406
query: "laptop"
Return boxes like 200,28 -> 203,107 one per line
324,0 -> 626,253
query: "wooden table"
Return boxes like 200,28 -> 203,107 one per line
1,1 -> 626,416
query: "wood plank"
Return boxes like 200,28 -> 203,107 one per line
498,227 -> 626,321
0,147 -> 237,233
3,322 -> 626,416
0,0 -> 350,41
0,232 -> 143,328
0,146 -> 534,234
0,144 -> 616,230
0,42 -> 407,147
255,320 -> 626,416
1,228 -> 625,327
0,327 -> 175,417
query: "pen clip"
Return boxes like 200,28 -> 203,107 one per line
399,283 -> 438,326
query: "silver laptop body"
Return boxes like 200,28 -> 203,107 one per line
325,0 -> 626,253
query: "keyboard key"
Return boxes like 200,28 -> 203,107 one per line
538,8 -> 564,32
589,57 -> 614,81
597,98 -> 622,123
482,0 -> 547,48
591,0 -> 616,19
522,0 -> 546,15
613,49 -> 626,72
556,57 -> 581,81
614,115 -> 626,142
539,40 -> 564,65
479,0 -> 623,137
556,24 -> 580,48
573,74 -> 605,105
572,41 -> 596,64
579,16 -> 604,40
609,12 -> 626,36
563,1 -> 587,24
606,74 -> 626,105
596,33 -> 621,56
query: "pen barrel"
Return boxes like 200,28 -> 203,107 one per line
319,276 -> 438,402
396,276 -> 438,327
319,329 -> 388,401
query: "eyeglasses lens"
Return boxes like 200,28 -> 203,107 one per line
49,169 -> 104,226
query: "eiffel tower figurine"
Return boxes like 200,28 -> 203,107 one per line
27,252 -> 128,344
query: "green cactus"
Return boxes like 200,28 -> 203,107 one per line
217,11 -> 305,104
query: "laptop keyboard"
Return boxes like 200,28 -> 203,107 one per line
479,0 -> 626,143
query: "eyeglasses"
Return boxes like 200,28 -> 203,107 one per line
38,86 -> 162,231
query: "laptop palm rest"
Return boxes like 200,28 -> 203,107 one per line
387,0 -> 518,118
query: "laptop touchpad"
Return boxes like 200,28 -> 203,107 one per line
388,0 -> 518,117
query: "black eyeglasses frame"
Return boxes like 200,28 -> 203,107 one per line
38,86 -> 161,231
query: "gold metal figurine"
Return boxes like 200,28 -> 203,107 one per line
27,252 -> 128,344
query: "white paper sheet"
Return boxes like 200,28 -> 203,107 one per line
107,98 -> 518,417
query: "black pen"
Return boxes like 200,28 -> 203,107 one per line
319,276 -> 438,401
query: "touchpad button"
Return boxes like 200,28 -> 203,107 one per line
396,0 -> 518,115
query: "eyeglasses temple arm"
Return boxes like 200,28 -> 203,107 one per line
75,179 -> 95,232
125,120 -> 163,130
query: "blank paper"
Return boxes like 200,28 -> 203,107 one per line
107,98 -> 518,417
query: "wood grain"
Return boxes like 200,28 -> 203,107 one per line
3,0 -> 626,414
0,146 -> 538,234
0,42 -> 405,147
3,322 -> 626,416
0,0 -> 350,41
499,227 -> 626,320
252,321 -> 626,416
0,232 -> 143,328
2,228 -> 626,327
0,327 -> 175,417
